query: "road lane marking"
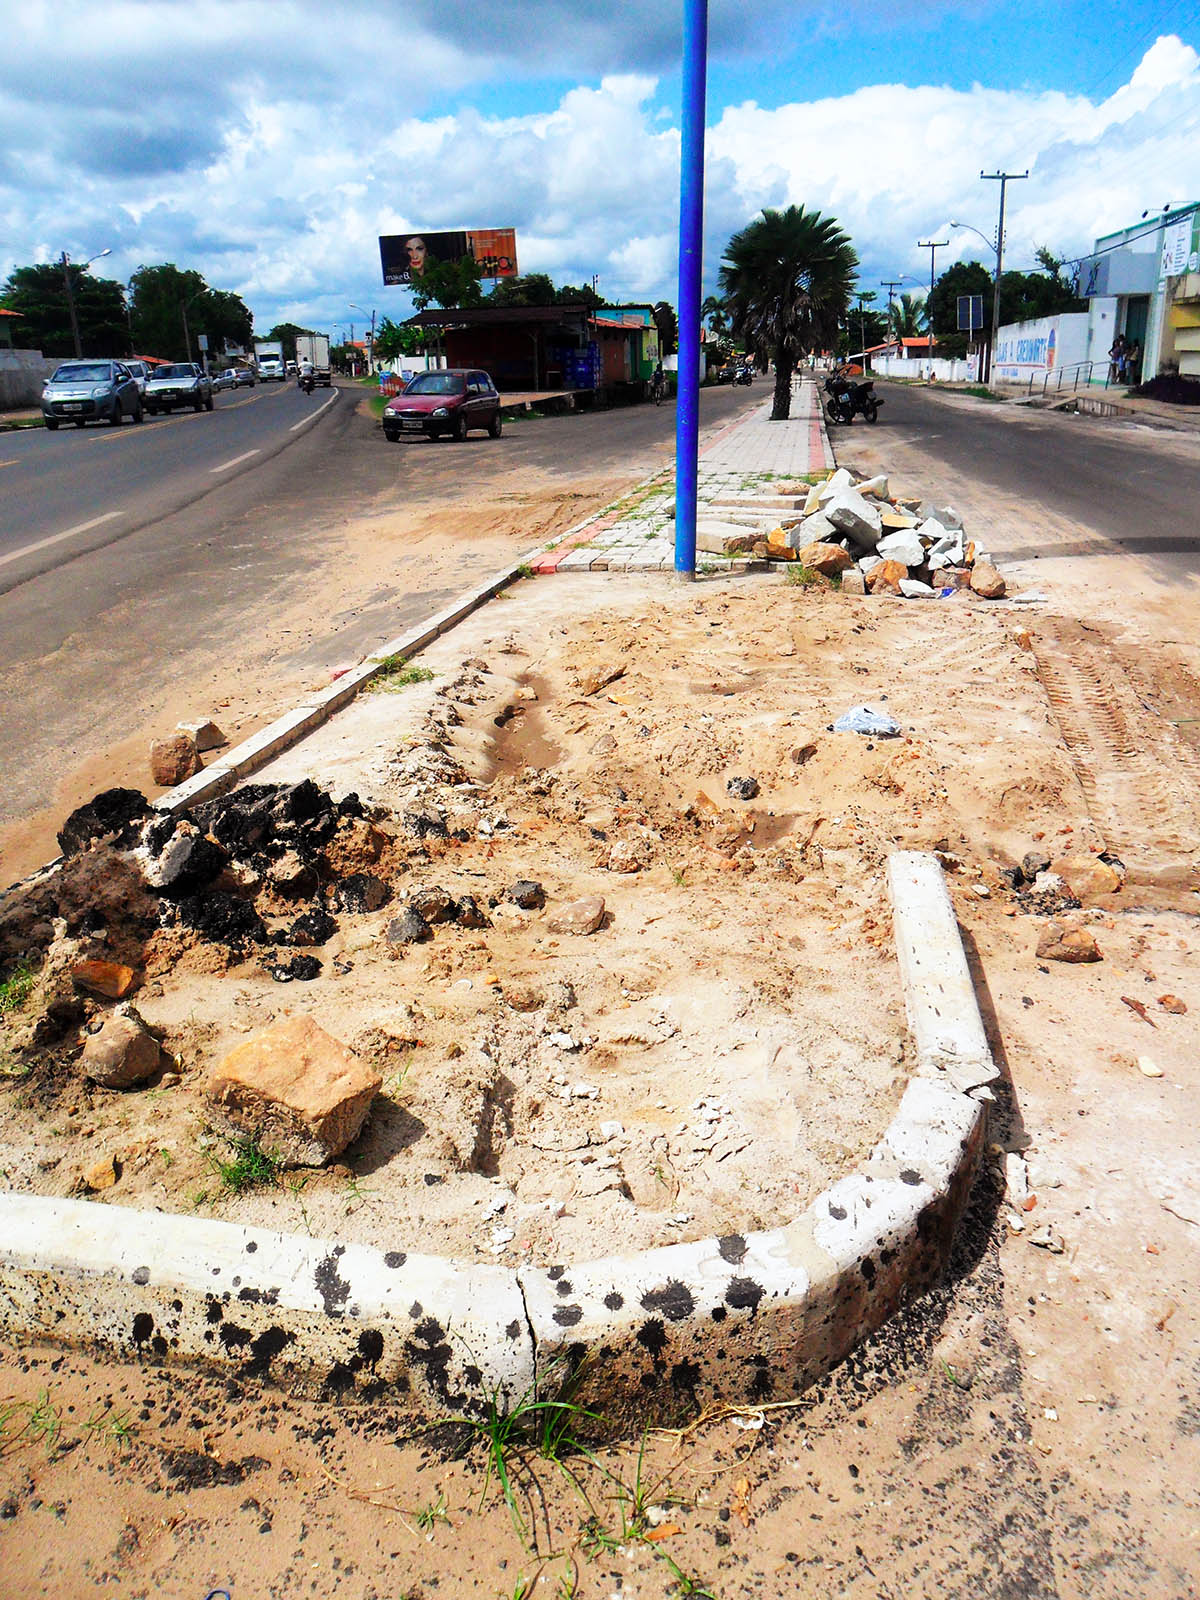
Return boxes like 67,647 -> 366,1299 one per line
224,395 -> 261,409
210,449 -> 261,473
289,391 -> 338,431
0,460 -> 17,469
0,511 -> 120,569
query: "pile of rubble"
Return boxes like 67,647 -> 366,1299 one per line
699,466 -> 1007,600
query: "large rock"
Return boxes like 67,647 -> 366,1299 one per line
880,509 -> 920,531
824,490 -> 883,550
856,474 -> 889,499
798,542 -> 853,576
81,1007 -> 163,1089
840,568 -> 866,595
816,467 -> 855,504
787,509 -> 838,549
697,524 -> 759,557
1036,924 -> 1102,963
970,560 -> 1006,599
176,720 -> 228,753
1050,855 -> 1123,899
57,788 -> 150,856
876,529 -> 925,568
150,732 -> 201,788
865,559 -> 908,595
71,959 -> 138,1000
207,1016 -> 382,1168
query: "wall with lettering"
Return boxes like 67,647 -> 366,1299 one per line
993,313 -> 1090,380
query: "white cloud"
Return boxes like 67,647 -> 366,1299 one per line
2,20 -> 1198,335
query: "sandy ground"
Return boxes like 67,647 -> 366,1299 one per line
2,411 -> 1200,1596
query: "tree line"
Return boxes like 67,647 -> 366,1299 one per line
0,261 -> 255,361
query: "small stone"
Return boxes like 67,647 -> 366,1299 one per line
1049,856 -> 1123,899
969,560 -> 1006,599
269,850 -> 319,899
840,568 -> 866,595
150,732 -> 201,788
726,776 -> 759,801
1158,994 -> 1187,1015
1028,1225 -> 1064,1253
176,719 -> 228,752
385,908 -> 431,947
83,1155 -> 119,1192
547,896 -> 606,936
569,1081 -> 599,1098
505,984 -> 545,1013
334,873 -> 391,913
1137,1055 -> 1164,1078
548,1031 -> 578,1051
287,908 -> 338,946
607,838 -> 651,873
1035,924 -> 1102,964
899,578 -> 936,598
508,879 -> 545,910
971,883 -> 991,898
598,1120 -> 625,1141
409,886 -> 457,925
454,895 -> 491,929
1022,850 -> 1052,880
80,1007 -> 163,1089
268,954 -> 322,982
71,960 -> 138,1000
577,663 -> 625,696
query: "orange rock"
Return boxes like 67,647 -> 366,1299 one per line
798,542 -> 853,576
865,559 -> 907,595
71,960 -> 138,1000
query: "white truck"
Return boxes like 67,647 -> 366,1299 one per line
294,333 -> 332,386
254,340 -> 286,381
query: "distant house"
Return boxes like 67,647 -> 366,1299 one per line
403,303 -> 654,394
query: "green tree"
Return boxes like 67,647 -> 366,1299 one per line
373,317 -> 433,362
266,323 -> 317,363
894,292 -> 927,339
1,262 -> 129,357
411,256 -> 484,311
128,264 -> 254,360
487,273 -> 557,307
701,294 -> 729,337
927,260 -> 993,357
652,300 -> 678,356
718,205 -> 858,419
555,282 -> 607,310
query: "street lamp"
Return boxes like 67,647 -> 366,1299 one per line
950,221 -> 999,380
349,303 -> 376,371
59,247 -> 111,358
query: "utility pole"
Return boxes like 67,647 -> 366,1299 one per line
917,240 -> 947,372
880,279 -> 902,345
981,170 -> 1027,384
60,252 -> 82,359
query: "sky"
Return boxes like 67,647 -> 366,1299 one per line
3,0 -> 1200,341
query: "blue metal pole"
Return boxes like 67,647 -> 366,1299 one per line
674,0 -> 708,578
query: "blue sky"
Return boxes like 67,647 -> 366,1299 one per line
3,0 -> 1198,338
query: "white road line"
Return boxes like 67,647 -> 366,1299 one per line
0,511 -> 120,569
289,391 -> 338,432
210,449 -> 261,474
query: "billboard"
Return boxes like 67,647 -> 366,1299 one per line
380,228 -> 518,286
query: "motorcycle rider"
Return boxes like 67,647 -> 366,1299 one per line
299,355 -> 315,391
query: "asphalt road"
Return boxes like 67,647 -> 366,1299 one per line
0,379 -> 339,593
865,381 -> 1200,577
0,379 -> 763,875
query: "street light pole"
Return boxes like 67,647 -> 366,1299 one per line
917,240 -> 947,372
674,0 -> 708,580
981,170 -> 1028,384
880,279 -> 903,345
59,246 -> 111,358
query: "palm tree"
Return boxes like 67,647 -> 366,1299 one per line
718,206 -> 858,419
700,294 -> 728,337
894,292 -> 927,341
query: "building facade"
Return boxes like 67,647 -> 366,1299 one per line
1076,206 -> 1200,381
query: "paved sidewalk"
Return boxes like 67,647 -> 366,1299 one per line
534,377 -> 835,574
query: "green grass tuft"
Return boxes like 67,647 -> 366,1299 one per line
210,1136 -> 283,1194
368,654 -> 435,692
0,961 -> 37,1020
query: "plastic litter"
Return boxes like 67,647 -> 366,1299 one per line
832,705 -> 902,738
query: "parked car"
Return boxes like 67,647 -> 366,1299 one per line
41,360 -> 143,429
382,369 -> 502,442
144,363 -> 214,415
212,369 -> 237,391
232,365 -> 255,387
122,359 -> 150,397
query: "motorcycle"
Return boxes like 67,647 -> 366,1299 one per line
823,366 -> 881,424
734,365 -> 753,386
299,371 -> 315,394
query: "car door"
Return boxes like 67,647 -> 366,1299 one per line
113,364 -> 134,414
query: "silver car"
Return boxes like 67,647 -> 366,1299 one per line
144,362 -> 214,415
41,360 -> 143,430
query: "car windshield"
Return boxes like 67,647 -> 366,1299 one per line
51,363 -> 111,383
405,374 -> 466,395
156,365 -> 197,380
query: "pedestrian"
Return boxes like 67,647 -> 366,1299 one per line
1109,333 -> 1126,384
1127,341 -> 1142,385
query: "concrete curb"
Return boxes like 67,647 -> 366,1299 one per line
0,852 -> 996,1421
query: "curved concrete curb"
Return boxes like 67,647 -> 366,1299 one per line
0,852 -> 995,1421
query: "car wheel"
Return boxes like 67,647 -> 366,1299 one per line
133,404 -> 144,424
452,412 -> 467,442
488,411 -> 502,439
193,397 -> 203,412
107,406 -> 122,425
383,430 -> 399,443
205,394 -> 214,411
74,419 -> 86,428
45,419 -> 59,431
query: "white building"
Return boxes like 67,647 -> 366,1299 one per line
1075,205 -> 1200,382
